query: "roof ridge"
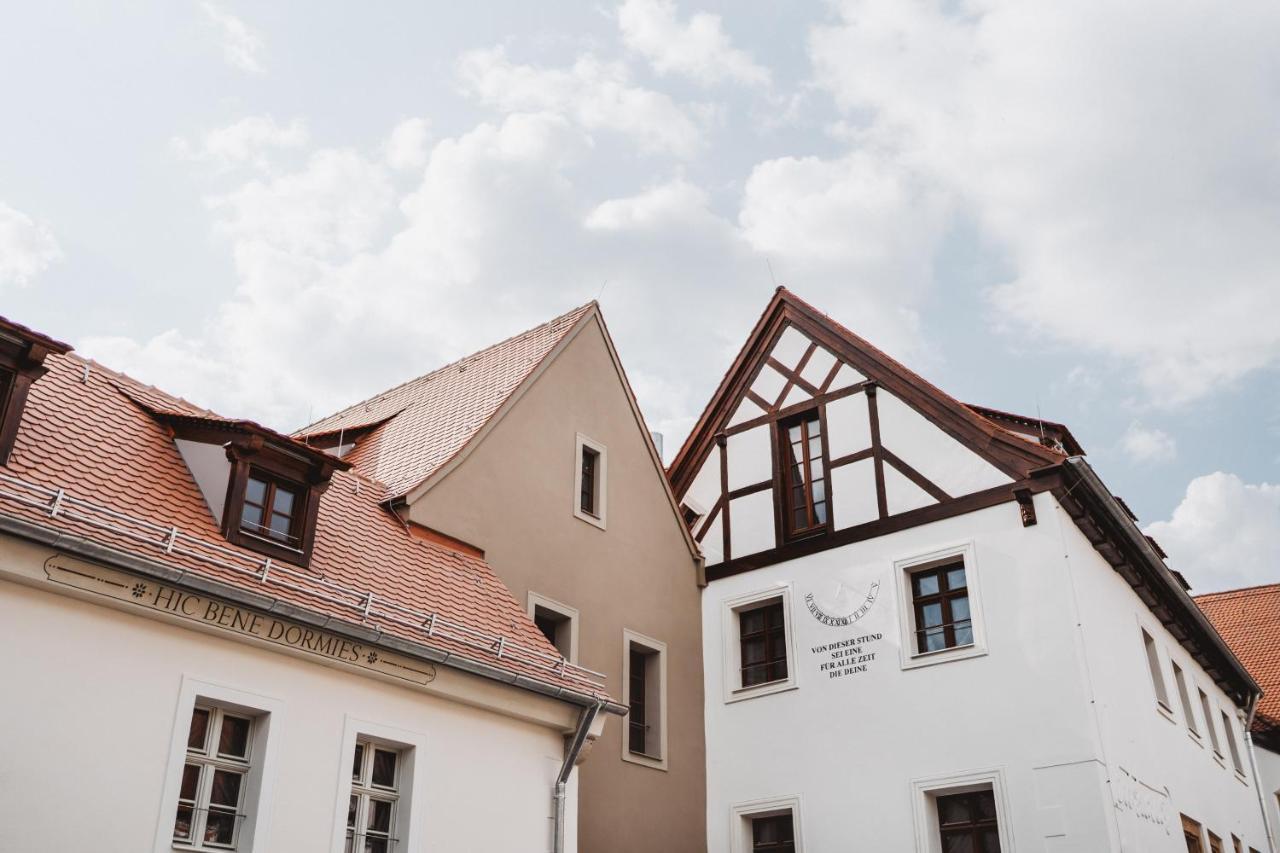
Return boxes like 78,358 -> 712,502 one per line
295,301 -> 595,435
68,353 -> 221,419
1194,581 -> 1280,601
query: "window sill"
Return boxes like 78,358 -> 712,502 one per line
726,679 -> 798,705
1187,729 -> 1204,748
573,508 -> 606,531
900,642 -> 987,671
622,750 -> 669,772
1213,751 -> 1226,769
1234,769 -> 1249,786
1155,702 -> 1177,724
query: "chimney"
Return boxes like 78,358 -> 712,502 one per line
650,431 -> 665,463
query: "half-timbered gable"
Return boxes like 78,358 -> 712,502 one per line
671,287 -> 1063,579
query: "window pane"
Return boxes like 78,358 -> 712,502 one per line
204,808 -> 236,845
788,425 -> 801,442
741,610 -> 764,634
272,486 -> 295,515
173,804 -> 195,841
814,501 -> 828,525
742,640 -> 765,665
371,749 -> 397,788
915,572 -> 939,596
245,477 -> 267,506
352,744 -> 365,780
269,511 -> 292,539
924,628 -> 947,652
365,838 -> 389,853
187,708 -> 210,751
347,794 -> 358,830
980,828 -> 1002,853
944,835 -> 974,853
240,502 -> 264,531
920,603 -> 943,628
946,566 -> 967,590
209,769 -> 243,808
180,763 -> 201,800
218,714 -> 252,759
955,622 -> 974,646
812,479 -> 826,503
939,795 -> 971,825
367,799 -> 393,832
951,596 -> 971,621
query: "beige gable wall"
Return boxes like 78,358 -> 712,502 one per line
405,314 -> 707,853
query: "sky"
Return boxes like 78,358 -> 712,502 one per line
2,0 -> 1278,593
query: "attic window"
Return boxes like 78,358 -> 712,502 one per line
240,471 -> 302,547
0,318 -> 73,466
573,434 -> 607,530
778,409 -> 829,541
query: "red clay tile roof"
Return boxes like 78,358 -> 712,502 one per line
1196,583 -> 1280,734
296,303 -> 594,497
0,352 -> 612,704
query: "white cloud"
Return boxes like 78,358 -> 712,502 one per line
384,118 -> 431,171
1121,422 -> 1177,464
584,178 -> 717,231
0,202 -> 63,287
810,0 -> 1280,404
457,47 -> 710,157
207,148 -> 394,257
172,116 -> 308,171
1146,472 -> 1280,592
617,0 -> 771,87
201,2 -> 265,74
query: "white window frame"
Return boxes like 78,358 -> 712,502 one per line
174,705 -> 255,850
729,795 -> 804,853
574,433 -> 607,530
621,628 -> 668,771
528,591 -> 580,663
1140,625 -> 1175,720
346,740 -> 402,853
1172,660 -> 1202,744
154,677 -> 284,853
721,584 -> 798,703
328,717 -> 428,853
910,768 -> 1014,853
895,542 -> 988,671
1199,687 -> 1227,765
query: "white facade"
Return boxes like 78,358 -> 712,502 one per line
701,492 -> 1269,851
0,536 -> 591,853
1257,746 -> 1280,851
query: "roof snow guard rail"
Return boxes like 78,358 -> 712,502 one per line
0,471 -> 606,692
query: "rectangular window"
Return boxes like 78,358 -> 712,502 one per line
1231,835 -> 1243,853
740,599 -> 788,688
1220,710 -> 1245,773
911,561 -> 973,654
1201,689 -> 1224,757
1173,662 -> 1199,736
174,705 -> 254,849
347,740 -> 401,853
527,592 -> 579,663
573,434 -> 607,529
936,790 -> 1002,853
240,470 -> 301,547
1143,629 -> 1171,709
1208,831 -> 1224,853
580,447 -> 599,516
622,630 -> 667,768
1183,815 -> 1205,853
751,813 -> 795,853
779,410 -> 828,539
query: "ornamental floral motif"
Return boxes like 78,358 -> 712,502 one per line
131,582 -> 147,599
366,651 -> 378,664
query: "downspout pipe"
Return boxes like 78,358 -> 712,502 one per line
1243,694 -> 1278,853
553,699 -> 602,853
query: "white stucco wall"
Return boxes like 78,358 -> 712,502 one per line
701,492 -> 1269,852
0,563 -> 580,853
1255,745 -> 1280,851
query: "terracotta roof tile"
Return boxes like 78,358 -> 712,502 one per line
1196,583 -> 1280,732
0,351 -> 611,703
296,304 -> 594,497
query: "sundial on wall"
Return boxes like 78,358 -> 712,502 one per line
804,577 -> 881,627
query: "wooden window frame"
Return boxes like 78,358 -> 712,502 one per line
220,443 -> 327,568
909,561 -> 973,655
573,433 -> 607,530
1209,830 -> 1225,853
750,813 -> 796,853
934,789 -> 1002,853
1183,815 -> 1206,853
346,740 -> 401,853
730,797 -> 804,853
621,629 -> 668,770
739,599 -> 788,688
895,543 -> 988,670
911,769 -> 1011,853
722,586 -> 797,703
238,470 -> 304,550
775,408 -> 831,542
0,321 -> 71,466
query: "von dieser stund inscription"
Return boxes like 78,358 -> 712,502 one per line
804,578 -> 884,679
43,554 -> 436,685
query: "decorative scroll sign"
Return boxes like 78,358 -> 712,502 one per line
43,555 -> 436,686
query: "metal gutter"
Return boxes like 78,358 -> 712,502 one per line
552,700 -> 602,853
1062,457 -> 1261,703
0,512 -> 627,717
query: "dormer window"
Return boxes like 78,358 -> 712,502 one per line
0,317 -> 73,466
240,470 -> 302,547
778,409 -> 829,540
